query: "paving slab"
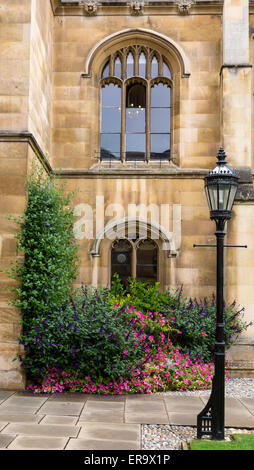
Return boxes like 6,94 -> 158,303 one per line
47,393 -> 88,402
83,400 -> 125,412
0,422 -> 8,432
39,400 -> 85,416
0,434 -> 16,449
125,412 -> 169,424
0,413 -> 43,423
79,410 -> 124,423
2,423 -> 81,438
66,438 -> 140,450
86,395 -> 126,402
0,391 -> 15,403
0,395 -> 48,414
126,397 -> 165,410
125,398 -> 169,424
225,408 -> 254,428
165,396 -> 204,412
78,422 -> 141,443
8,436 -> 69,450
239,398 -> 254,416
39,415 -> 78,425
165,397 -> 204,426
1,396 -> 48,407
167,412 -> 198,426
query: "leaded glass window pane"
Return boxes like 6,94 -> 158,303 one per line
114,56 -> 122,78
151,56 -> 159,78
126,52 -> 134,78
101,61 -> 109,78
111,239 -> 132,287
151,108 -> 170,133
126,83 -> 146,160
150,134 -> 170,159
139,52 -> 146,78
101,83 -> 121,107
151,83 -> 170,107
150,83 -> 171,159
101,83 -> 121,159
136,239 -> 158,284
163,61 -> 171,78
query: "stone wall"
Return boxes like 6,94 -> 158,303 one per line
0,0 -> 31,131
28,0 -> 54,156
0,140 -> 27,389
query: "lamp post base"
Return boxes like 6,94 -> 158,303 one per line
197,366 -> 225,441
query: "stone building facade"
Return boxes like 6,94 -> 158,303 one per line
1,0 -> 254,389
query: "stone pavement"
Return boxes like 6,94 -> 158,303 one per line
0,390 -> 254,450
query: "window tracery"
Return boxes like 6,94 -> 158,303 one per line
100,45 -> 172,162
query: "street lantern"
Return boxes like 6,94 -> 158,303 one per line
204,147 -> 239,222
197,147 -> 239,441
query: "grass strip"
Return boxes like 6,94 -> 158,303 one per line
190,434 -> 254,451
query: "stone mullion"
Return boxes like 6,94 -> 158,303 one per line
158,54 -> 163,76
146,82 -> 151,162
134,49 -> 139,76
147,51 -> 151,80
109,54 -> 114,76
121,83 -> 126,162
131,246 -> 136,279
122,50 -> 127,80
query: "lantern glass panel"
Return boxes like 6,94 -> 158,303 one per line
218,184 -> 230,211
208,184 -> 218,211
205,186 -> 212,211
227,185 -> 237,211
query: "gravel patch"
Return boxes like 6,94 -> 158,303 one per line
142,378 -> 254,450
142,425 -> 254,450
153,378 -> 254,398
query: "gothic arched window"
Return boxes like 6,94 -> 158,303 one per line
100,46 -> 172,162
111,238 -> 158,286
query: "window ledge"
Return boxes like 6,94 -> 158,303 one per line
91,159 -> 178,170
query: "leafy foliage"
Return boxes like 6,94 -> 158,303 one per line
18,287 -> 147,381
109,274 -> 251,362
7,163 -> 79,329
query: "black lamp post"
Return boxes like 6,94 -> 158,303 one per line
197,147 -> 239,440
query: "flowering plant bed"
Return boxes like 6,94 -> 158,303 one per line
25,305 -> 229,395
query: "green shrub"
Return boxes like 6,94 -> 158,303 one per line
110,274 -> 178,313
6,163 -> 79,329
169,293 -> 251,362
18,287 -> 147,381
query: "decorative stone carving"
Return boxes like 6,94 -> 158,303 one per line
80,0 -> 98,16
175,0 -> 195,14
234,166 -> 254,201
129,1 -> 144,16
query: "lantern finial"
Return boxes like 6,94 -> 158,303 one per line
217,147 -> 227,164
